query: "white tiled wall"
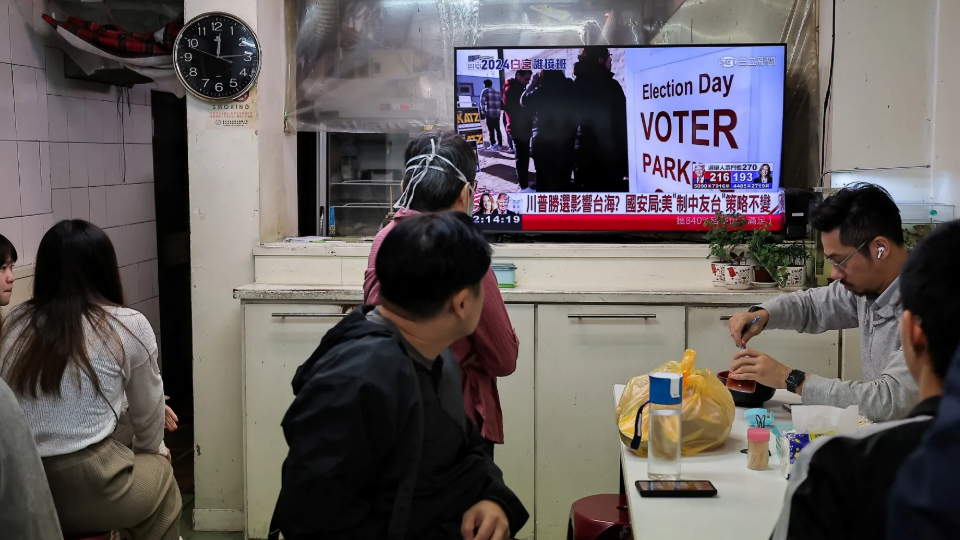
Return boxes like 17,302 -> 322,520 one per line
0,0 -> 162,336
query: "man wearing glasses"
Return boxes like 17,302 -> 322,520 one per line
726,183 -> 918,421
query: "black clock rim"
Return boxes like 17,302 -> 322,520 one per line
173,11 -> 262,102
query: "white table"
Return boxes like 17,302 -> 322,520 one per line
614,385 -> 801,539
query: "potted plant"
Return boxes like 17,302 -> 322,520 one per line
704,212 -> 750,289
776,243 -> 810,289
904,224 -> 932,250
748,226 -> 784,286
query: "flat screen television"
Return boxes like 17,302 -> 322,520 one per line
454,44 -> 787,233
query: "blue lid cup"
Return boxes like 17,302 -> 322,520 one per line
650,372 -> 683,405
630,373 -> 683,450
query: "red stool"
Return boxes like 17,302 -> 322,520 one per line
567,494 -> 633,540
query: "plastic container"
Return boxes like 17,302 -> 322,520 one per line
747,427 -> 771,471
491,263 -> 517,288
647,372 -> 683,480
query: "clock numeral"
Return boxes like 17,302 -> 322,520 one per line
230,26 -> 234,35
199,27 -> 206,36
184,52 -> 192,61
244,51 -> 253,62
215,82 -> 224,92
230,78 -> 238,88
240,68 -> 247,77
202,79 -> 209,88
189,67 -> 197,77
188,38 -> 198,48
212,21 -> 222,31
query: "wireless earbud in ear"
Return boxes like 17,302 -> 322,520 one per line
877,246 -> 885,259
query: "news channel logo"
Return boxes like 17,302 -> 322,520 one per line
719,56 -> 777,68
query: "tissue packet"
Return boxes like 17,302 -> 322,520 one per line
792,404 -> 860,435
777,405 -> 859,478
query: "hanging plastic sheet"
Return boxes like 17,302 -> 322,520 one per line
289,0 -> 819,188
41,1 -> 185,96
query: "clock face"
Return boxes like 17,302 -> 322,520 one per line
174,13 -> 261,101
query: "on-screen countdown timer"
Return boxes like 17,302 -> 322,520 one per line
174,12 -> 261,101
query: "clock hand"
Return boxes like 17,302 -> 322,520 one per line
215,35 -> 221,58
189,47 -> 232,64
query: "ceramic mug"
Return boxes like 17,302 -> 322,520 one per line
711,262 -> 727,287
724,265 -> 753,290
781,266 -> 805,288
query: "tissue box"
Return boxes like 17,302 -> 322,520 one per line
776,428 -> 843,478
777,429 -> 812,479
778,405 -> 860,478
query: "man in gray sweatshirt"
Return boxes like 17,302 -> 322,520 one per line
0,377 -> 64,539
727,183 -> 919,422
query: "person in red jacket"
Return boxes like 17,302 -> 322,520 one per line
364,130 -> 520,457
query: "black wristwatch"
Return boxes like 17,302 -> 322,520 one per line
786,369 -> 806,394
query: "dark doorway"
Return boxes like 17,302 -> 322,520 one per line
297,131 -> 318,236
151,91 -> 194,492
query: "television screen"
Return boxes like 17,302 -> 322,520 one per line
454,45 -> 786,232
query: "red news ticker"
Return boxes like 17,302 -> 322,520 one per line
521,213 -> 785,232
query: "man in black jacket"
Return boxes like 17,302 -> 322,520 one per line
521,69 -> 578,192
503,70 -> 533,189
573,47 -> 629,192
271,211 -> 528,540
771,219 -> 960,540
887,345 -> 960,540
887,222 -> 960,539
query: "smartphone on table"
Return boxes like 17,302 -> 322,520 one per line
635,480 -> 718,498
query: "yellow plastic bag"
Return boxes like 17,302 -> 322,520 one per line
616,349 -> 735,457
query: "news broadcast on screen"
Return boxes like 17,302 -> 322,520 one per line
454,44 -> 787,232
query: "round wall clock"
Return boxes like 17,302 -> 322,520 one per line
173,12 -> 262,101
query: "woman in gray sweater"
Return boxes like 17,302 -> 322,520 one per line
0,221 -> 181,540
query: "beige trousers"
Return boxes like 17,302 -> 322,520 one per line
41,437 -> 181,540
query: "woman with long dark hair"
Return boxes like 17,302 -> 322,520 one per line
0,220 -> 180,540
476,192 -> 496,215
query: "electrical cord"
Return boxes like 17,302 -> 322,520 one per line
820,0 -> 837,188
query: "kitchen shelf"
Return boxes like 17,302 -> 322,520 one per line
897,202 -> 955,224
325,132 -> 410,237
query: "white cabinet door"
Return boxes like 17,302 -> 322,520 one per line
535,304 -> 686,540
685,306 -> 840,379
243,303 -> 354,539
496,304 -> 536,539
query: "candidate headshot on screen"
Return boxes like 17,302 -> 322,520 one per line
693,163 -> 707,184
758,164 -> 773,184
475,193 -> 496,216
495,193 -> 516,216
